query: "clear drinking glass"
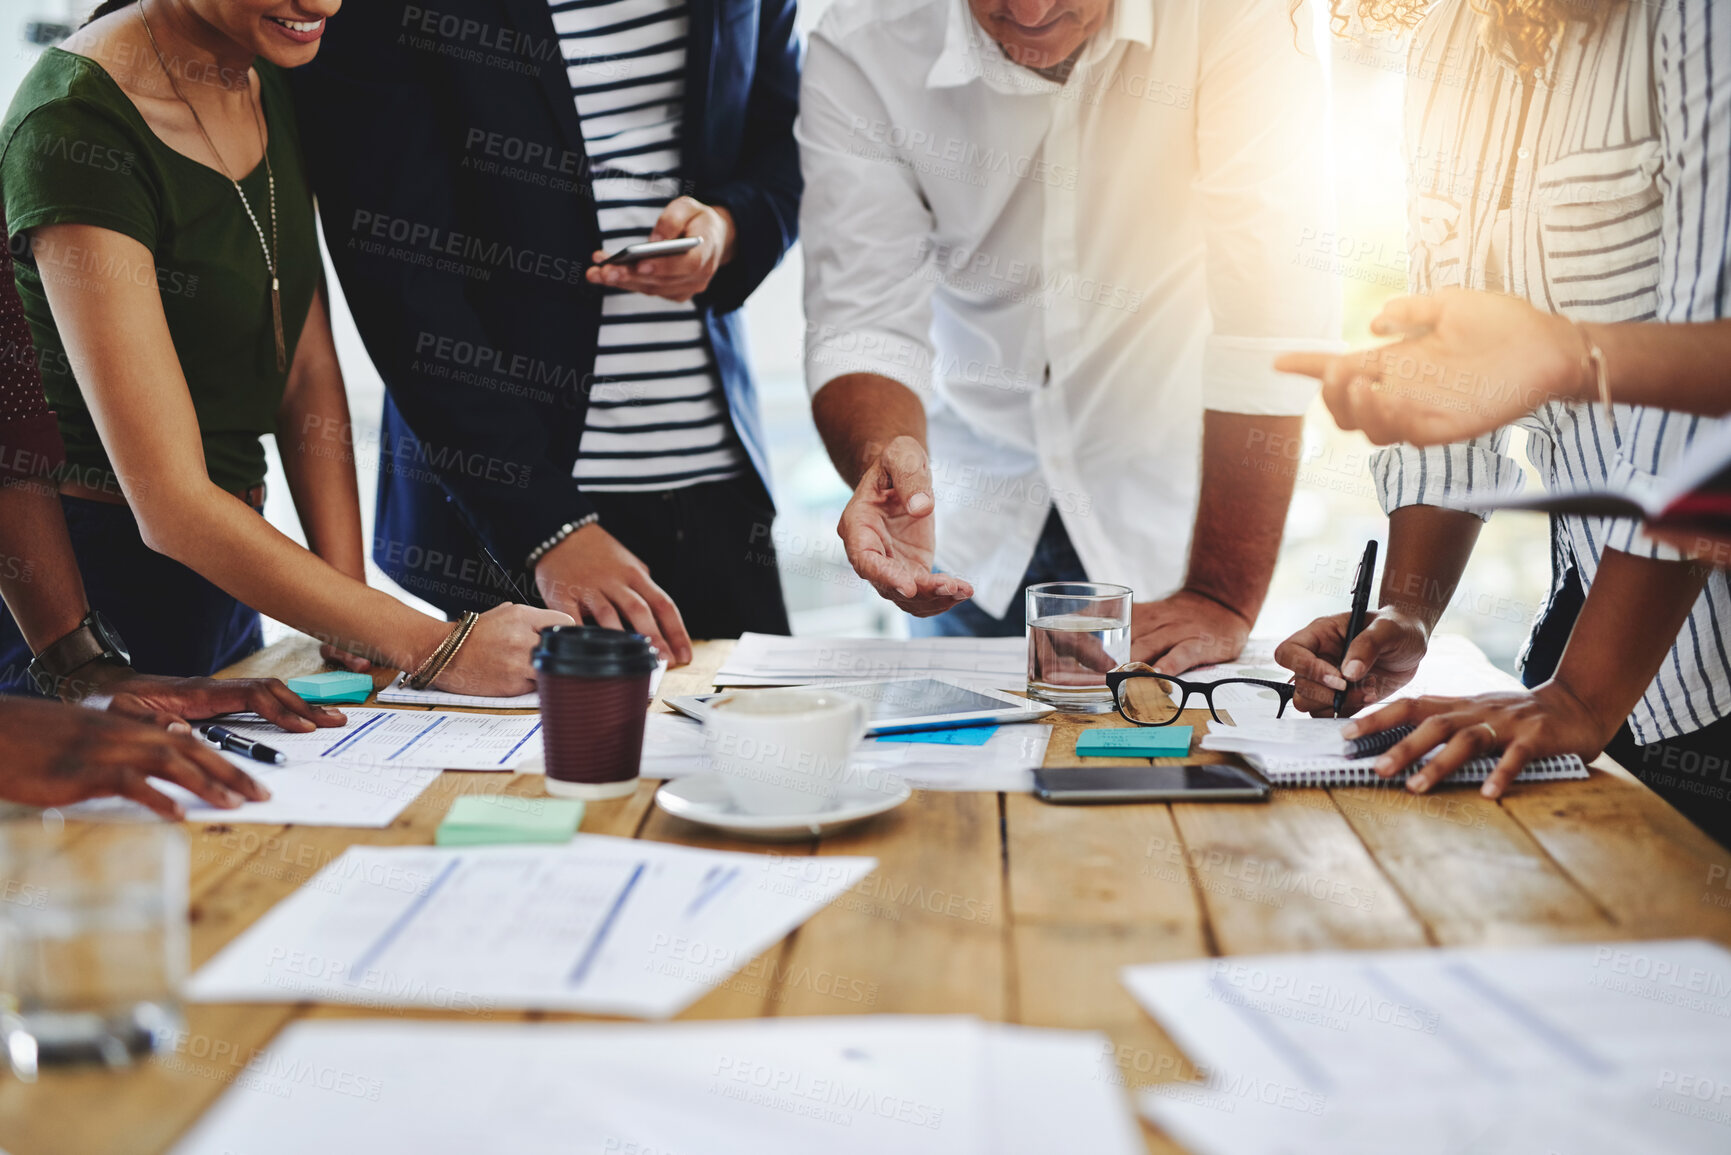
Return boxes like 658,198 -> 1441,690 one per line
0,814 -> 188,1080
1025,581 -> 1133,713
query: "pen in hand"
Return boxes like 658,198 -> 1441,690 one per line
200,724 -> 287,766
1334,540 -> 1380,715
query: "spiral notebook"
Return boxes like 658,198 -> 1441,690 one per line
1204,719 -> 1589,787
1238,750 -> 1588,789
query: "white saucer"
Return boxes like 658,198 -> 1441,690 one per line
653,777 -> 913,842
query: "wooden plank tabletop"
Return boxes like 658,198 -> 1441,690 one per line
3,634 -> 1728,1155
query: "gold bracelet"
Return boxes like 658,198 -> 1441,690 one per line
1574,321 -> 1613,425
436,612 -> 482,686
406,612 -> 479,690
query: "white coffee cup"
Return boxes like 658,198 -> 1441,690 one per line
702,689 -> 869,816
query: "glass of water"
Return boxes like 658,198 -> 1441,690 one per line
0,814 -> 188,1080
1025,581 -> 1133,713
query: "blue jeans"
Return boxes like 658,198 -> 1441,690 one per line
0,497 -> 263,695
909,510 -> 1088,638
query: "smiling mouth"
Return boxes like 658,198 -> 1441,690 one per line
267,16 -> 325,35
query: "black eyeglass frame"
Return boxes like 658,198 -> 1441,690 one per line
1104,669 -> 1297,727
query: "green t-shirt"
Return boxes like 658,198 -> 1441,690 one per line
0,49 -> 317,494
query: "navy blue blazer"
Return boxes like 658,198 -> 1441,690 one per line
290,0 -> 801,614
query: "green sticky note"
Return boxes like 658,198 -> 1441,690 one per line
435,795 -> 585,846
1075,726 -> 1193,757
286,671 -> 373,704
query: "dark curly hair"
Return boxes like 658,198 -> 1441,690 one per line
1304,0 -> 1628,79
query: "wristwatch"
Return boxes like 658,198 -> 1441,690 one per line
28,610 -> 132,698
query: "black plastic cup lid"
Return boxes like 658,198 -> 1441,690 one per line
532,625 -> 659,678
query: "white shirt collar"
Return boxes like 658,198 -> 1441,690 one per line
926,0 -> 1153,94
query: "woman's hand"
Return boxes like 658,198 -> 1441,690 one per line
585,197 -> 734,303
82,670 -> 347,734
1275,289 -> 1590,446
0,697 -> 270,820
1344,682 -> 1610,797
1274,607 -> 1430,716
432,603 -> 575,697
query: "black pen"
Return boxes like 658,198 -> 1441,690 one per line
200,724 -> 287,765
1334,540 -> 1380,714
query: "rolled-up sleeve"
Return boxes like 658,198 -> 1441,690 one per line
796,28 -> 939,402
1194,0 -> 1342,416
1602,0 -> 1731,558
1371,430 -> 1526,519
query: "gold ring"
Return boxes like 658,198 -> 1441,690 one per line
1476,721 -> 1499,744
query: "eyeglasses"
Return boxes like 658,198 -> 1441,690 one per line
1105,663 -> 1296,727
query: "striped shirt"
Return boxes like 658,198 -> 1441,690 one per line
549,0 -> 746,491
1375,0 -> 1731,744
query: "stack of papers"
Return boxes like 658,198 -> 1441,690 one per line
376,659 -> 667,708
187,835 -> 877,1019
1122,939 -> 1731,1155
213,707 -> 544,771
714,633 -> 1027,689
170,1016 -> 1143,1155
638,713 -> 1052,792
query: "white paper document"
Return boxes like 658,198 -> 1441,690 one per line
187,835 -> 876,1018
65,752 -> 442,829
715,633 -> 1027,689
212,708 -> 543,771
170,1016 -> 1142,1155
638,712 -> 1052,792
1122,939 -> 1731,1155
376,659 -> 667,708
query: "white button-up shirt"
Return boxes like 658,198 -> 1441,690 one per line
798,0 -> 1340,616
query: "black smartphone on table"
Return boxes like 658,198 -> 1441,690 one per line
1032,763 -> 1271,804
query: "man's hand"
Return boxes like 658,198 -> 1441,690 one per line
1274,289 -> 1587,446
1344,681 -> 1609,798
1131,590 -> 1252,674
585,197 -> 734,303
839,435 -> 973,616
0,697 -> 271,820
76,670 -> 349,735
1274,607 -> 1430,717
534,523 -> 692,665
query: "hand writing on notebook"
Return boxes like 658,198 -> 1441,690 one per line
1274,290 -> 1587,447
838,435 -> 973,616
1275,608 -> 1429,717
1344,684 -> 1602,798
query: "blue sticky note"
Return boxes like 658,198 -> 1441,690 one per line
876,725 -> 999,746
1075,726 -> 1193,757
285,671 -> 373,704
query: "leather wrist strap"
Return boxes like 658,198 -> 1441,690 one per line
29,611 -> 131,698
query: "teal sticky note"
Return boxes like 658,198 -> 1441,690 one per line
876,725 -> 999,746
435,795 -> 585,846
285,671 -> 373,704
1075,726 -> 1193,757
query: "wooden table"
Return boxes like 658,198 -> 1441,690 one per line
4,636 -> 1729,1155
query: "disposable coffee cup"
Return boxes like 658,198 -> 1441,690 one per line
703,688 -> 869,816
533,625 -> 658,800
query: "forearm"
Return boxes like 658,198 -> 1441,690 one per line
278,377 -> 365,582
0,480 -> 89,651
136,483 -> 444,669
1380,505 -> 1483,630
811,373 -> 928,487
1181,412 -> 1301,623
1547,548 -> 1708,746
1585,320 -> 1731,417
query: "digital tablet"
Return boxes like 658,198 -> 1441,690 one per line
666,676 -> 1053,736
